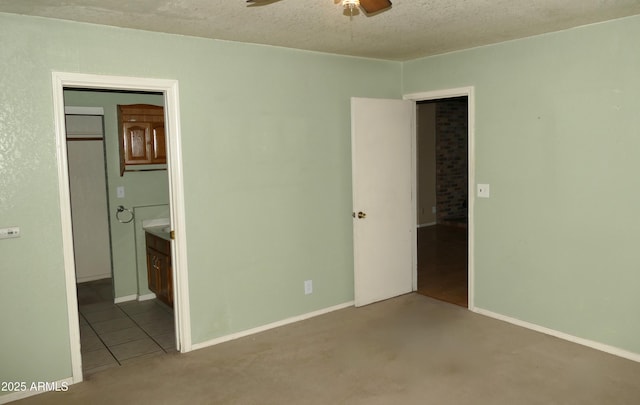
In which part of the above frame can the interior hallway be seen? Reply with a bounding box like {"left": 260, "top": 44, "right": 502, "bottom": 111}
{"left": 417, "top": 224, "right": 468, "bottom": 307}
{"left": 17, "top": 293, "right": 640, "bottom": 404}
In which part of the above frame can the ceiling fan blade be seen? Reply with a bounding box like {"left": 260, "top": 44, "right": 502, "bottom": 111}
{"left": 246, "top": 0, "right": 283, "bottom": 6}
{"left": 359, "top": 0, "right": 392, "bottom": 14}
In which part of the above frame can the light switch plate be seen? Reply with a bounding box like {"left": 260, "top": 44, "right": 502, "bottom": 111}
{"left": 477, "top": 184, "right": 490, "bottom": 198}
{"left": 117, "top": 186, "right": 125, "bottom": 198}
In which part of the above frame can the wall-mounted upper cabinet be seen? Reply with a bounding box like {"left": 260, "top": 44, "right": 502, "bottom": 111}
{"left": 118, "top": 104, "right": 166, "bottom": 176}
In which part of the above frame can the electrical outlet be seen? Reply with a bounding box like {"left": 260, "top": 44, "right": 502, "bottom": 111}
{"left": 304, "top": 280, "right": 313, "bottom": 295}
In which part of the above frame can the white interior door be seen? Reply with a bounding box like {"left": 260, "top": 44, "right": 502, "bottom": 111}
{"left": 66, "top": 114, "right": 112, "bottom": 283}
{"left": 351, "top": 97, "right": 414, "bottom": 307}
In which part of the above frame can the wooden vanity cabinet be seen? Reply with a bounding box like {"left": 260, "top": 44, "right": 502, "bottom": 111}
{"left": 145, "top": 232, "right": 173, "bottom": 308}
{"left": 118, "top": 104, "right": 166, "bottom": 176}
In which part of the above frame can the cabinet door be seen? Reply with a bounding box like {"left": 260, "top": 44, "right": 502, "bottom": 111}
{"left": 151, "top": 123, "right": 166, "bottom": 163}
{"left": 123, "top": 122, "right": 153, "bottom": 164}
{"left": 147, "top": 250, "right": 160, "bottom": 294}
{"left": 166, "top": 261, "right": 173, "bottom": 307}
{"left": 146, "top": 233, "right": 173, "bottom": 308}
{"left": 158, "top": 254, "right": 173, "bottom": 307}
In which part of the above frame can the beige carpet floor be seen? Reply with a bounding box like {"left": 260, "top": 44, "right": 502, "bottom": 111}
{"left": 15, "top": 293, "right": 640, "bottom": 404}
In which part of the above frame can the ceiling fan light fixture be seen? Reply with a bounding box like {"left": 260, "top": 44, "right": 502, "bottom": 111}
{"left": 342, "top": 0, "right": 360, "bottom": 12}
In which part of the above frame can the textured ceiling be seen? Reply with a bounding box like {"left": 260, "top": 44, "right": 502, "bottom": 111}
{"left": 1, "top": 0, "right": 640, "bottom": 60}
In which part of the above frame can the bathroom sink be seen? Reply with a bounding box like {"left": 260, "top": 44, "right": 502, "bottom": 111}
{"left": 142, "top": 219, "right": 171, "bottom": 240}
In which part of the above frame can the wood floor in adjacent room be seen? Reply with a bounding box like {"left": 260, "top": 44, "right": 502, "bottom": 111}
{"left": 417, "top": 224, "right": 468, "bottom": 307}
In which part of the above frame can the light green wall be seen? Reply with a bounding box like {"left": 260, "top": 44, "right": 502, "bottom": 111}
{"left": 63, "top": 90, "right": 168, "bottom": 298}
{"left": 0, "top": 12, "right": 401, "bottom": 389}
{"left": 404, "top": 15, "right": 640, "bottom": 353}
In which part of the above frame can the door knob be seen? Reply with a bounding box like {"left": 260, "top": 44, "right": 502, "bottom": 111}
{"left": 357, "top": 211, "right": 366, "bottom": 219}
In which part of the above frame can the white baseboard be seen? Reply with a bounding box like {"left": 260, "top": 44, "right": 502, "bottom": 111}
{"left": 75, "top": 274, "right": 111, "bottom": 283}
{"left": 192, "top": 301, "right": 354, "bottom": 351}
{"left": 417, "top": 222, "right": 436, "bottom": 228}
{"left": 138, "top": 293, "right": 157, "bottom": 301}
{"left": 0, "top": 377, "right": 74, "bottom": 404}
{"left": 113, "top": 293, "right": 156, "bottom": 304}
{"left": 113, "top": 294, "right": 137, "bottom": 304}
{"left": 472, "top": 307, "right": 640, "bottom": 363}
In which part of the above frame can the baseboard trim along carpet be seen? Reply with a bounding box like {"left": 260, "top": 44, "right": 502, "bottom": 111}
{"left": 191, "top": 301, "right": 355, "bottom": 351}
{"left": 473, "top": 307, "right": 640, "bottom": 363}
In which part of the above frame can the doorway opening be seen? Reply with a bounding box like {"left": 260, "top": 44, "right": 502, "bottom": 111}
{"left": 65, "top": 89, "right": 177, "bottom": 375}
{"left": 406, "top": 88, "right": 474, "bottom": 309}
{"left": 52, "top": 72, "right": 191, "bottom": 384}
{"left": 416, "top": 97, "right": 468, "bottom": 307}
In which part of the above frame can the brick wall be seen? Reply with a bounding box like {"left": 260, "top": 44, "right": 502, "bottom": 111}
{"left": 436, "top": 97, "right": 468, "bottom": 226}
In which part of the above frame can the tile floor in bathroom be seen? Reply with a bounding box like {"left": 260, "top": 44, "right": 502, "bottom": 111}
{"left": 77, "top": 278, "right": 176, "bottom": 375}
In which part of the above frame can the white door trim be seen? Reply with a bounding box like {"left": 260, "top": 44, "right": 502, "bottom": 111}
{"left": 51, "top": 72, "right": 192, "bottom": 384}
{"left": 404, "top": 87, "right": 476, "bottom": 310}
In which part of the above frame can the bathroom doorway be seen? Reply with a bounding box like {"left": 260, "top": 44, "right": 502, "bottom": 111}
{"left": 64, "top": 90, "right": 177, "bottom": 375}
{"left": 53, "top": 72, "right": 191, "bottom": 383}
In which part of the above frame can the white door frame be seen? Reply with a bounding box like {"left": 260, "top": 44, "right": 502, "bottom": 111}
{"left": 404, "top": 87, "right": 476, "bottom": 310}
{"left": 51, "top": 72, "right": 192, "bottom": 384}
